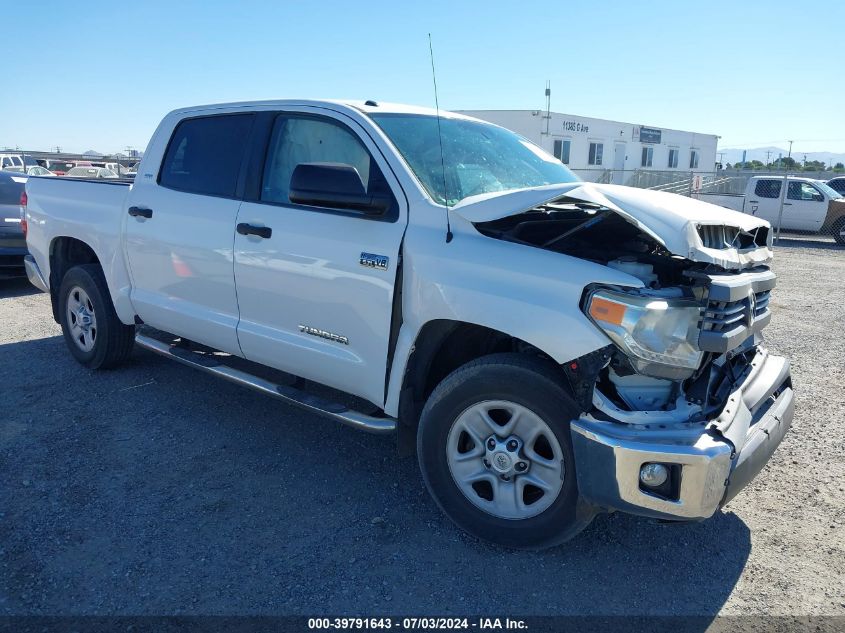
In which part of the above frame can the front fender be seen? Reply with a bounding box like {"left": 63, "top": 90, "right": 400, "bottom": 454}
{"left": 383, "top": 218, "right": 641, "bottom": 416}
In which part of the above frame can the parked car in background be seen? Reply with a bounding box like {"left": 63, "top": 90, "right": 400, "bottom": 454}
{"left": 0, "top": 170, "right": 27, "bottom": 279}
{"left": 65, "top": 166, "right": 119, "bottom": 179}
{"left": 0, "top": 154, "right": 37, "bottom": 173}
{"left": 695, "top": 175, "right": 845, "bottom": 244}
{"left": 37, "top": 159, "right": 75, "bottom": 176}
{"left": 827, "top": 176, "right": 845, "bottom": 196}
{"left": 26, "top": 166, "right": 56, "bottom": 177}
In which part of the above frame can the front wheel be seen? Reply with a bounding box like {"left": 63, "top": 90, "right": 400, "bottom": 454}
{"left": 417, "top": 354, "right": 594, "bottom": 549}
{"left": 832, "top": 218, "right": 845, "bottom": 245}
{"left": 58, "top": 264, "right": 135, "bottom": 369}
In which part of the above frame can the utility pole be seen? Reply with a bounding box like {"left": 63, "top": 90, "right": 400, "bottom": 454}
{"left": 766, "top": 150, "right": 772, "bottom": 168}
{"left": 787, "top": 140, "right": 793, "bottom": 161}
{"left": 543, "top": 81, "right": 551, "bottom": 136}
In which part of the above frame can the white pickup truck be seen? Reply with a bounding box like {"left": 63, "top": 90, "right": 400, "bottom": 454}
{"left": 23, "top": 100, "right": 794, "bottom": 548}
{"left": 695, "top": 175, "right": 845, "bottom": 244}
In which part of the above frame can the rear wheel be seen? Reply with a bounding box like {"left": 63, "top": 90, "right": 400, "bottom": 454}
{"left": 58, "top": 264, "right": 135, "bottom": 369}
{"left": 417, "top": 353, "right": 594, "bottom": 549}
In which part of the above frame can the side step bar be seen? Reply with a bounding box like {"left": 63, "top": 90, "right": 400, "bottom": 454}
{"left": 135, "top": 334, "right": 396, "bottom": 434}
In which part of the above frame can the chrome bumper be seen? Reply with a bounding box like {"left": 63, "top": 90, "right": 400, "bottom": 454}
{"left": 24, "top": 255, "right": 48, "bottom": 292}
{"left": 570, "top": 349, "right": 793, "bottom": 521}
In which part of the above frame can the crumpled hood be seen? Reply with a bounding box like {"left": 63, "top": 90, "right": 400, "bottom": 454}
{"left": 452, "top": 182, "right": 773, "bottom": 269}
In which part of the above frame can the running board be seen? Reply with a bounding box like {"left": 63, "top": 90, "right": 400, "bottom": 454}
{"left": 134, "top": 334, "right": 396, "bottom": 434}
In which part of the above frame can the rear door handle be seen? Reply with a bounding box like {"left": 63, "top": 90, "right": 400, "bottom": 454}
{"left": 783, "top": 203, "right": 792, "bottom": 206}
{"left": 128, "top": 206, "right": 153, "bottom": 218}
{"left": 237, "top": 223, "right": 272, "bottom": 239}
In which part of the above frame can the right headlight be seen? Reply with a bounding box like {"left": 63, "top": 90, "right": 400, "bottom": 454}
{"left": 585, "top": 288, "right": 703, "bottom": 379}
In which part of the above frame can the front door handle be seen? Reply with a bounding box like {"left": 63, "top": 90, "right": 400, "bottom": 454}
{"left": 783, "top": 203, "right": 792, "bottom": 206}
{"left": 237, "top": 223, "right": 272, "bottom": 239}
{"left": 128, "top": 206, "right": 153, "bottom": 218}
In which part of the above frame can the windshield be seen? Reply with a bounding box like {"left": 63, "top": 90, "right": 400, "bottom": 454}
{"left": 814, "top": 181, "right": 843, "bottom": 199}
{"left": 370, "top": 114, "right": 579, "bottom": 205}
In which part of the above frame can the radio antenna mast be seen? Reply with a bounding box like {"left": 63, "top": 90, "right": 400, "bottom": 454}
{"left": 428, "top": 33, "right": 452, "bottom": 243}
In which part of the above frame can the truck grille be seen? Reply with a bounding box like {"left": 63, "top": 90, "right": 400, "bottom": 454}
{"left": 697, "top": 224, "right": 769, "bottom": 250}
{"left": 701, "top": 289, "right": 771, "bottom": 333}
{"left": 695, "top": 268, "right": 776, "bottom": 353}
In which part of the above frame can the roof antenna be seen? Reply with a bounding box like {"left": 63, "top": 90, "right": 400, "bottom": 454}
{"left": 428, "top": 33, "right": 453, "bottom": 243}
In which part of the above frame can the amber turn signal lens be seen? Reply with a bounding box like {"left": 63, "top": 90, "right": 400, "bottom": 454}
{"left": 589, "top": 296, "right": 626, "bottom": 326}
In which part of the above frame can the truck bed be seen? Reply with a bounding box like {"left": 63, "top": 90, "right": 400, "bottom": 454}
{"left": 693, "top": 191, "right": 746, "bottom": 212}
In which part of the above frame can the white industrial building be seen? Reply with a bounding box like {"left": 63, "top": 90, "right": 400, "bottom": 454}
{"left": 457, "top": 109, "right": 719, "bottom": 185}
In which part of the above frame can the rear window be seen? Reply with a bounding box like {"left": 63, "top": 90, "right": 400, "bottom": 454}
{"left": 754, "top": 179, "right": 781, "bottom": 199}
{"left": 158, "top": 114, "right": 254, "bottom": 197}
{"left": 0, "top": 175, "right": 24, "bottom": 205}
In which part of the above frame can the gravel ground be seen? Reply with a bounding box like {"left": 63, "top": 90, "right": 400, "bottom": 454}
{"left": 1, "top": 237, "right": 843, "bottom": 618}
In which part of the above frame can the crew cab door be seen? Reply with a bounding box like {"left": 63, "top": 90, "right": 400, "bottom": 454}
{"left": 123, "top": 113, "right": 255, "bottom": 355}
{"left": 233, "top": 110, "right": 407, "bottom": 406}
{"left": 782, "top": 181, "right": 828, "bottom": 231}
{"left": 745, "top": 178, "right": 782, "bottom": 224}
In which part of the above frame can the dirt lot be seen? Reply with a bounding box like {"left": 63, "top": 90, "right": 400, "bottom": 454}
{"left": 1, "top": 236, "right": 843, "bottom": 618}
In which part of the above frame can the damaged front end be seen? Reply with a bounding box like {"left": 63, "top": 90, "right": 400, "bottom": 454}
{"left": 463, "top": 183, "right": 794, "bottom": 521}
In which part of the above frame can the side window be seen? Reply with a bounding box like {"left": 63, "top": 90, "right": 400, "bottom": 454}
{"left": 668, "top": 148, "right": 679, "bottom": 168}
{"left": 552, "top": 139, "right": 571, "bottom": 164}
{"left": 788, "top": 182, "right": 822, "bottom": 201}
{"left": 754, "top": 179, "right": 781, "bottom": 199}
{"left": 689, "top": 149, "right": 699, "bottom": 169}
{"left": 159, "top": 114, "right": 254, "bottom": 197}
{"left": 588, "top": 142, "right": 603, "bottom": 166}
{"left": 260, "top": 115, "right": 391, "bottom": 210}
{"left": 0, "top": 158, "right": 9, "bottom": 168}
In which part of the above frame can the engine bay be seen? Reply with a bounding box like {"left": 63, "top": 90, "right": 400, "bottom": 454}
{"left": 475, "top": 199, "right": 774, "bottom": 424}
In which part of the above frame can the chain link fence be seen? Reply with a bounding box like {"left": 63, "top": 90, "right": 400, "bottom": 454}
{"left": 569, "top": 168, "right": 845, "bottom": 245}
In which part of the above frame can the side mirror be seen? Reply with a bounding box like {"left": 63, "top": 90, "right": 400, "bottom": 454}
{"left": 289, "top": 162, "right": 390, "bottom": 216}
{"left": 812, "top": 193, "right": 825, "bottom": 202}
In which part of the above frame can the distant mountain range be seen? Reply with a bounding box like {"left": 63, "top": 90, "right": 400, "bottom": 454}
{"left": 81, "top": 149, "right": 144, "bottom": 159}
{"left": 721, "top": 147, "right": 845, "bottom": 167}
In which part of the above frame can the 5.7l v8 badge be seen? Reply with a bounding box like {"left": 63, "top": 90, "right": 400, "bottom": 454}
{"left": 360, "top": 252, "right": 389, "bottom": 271}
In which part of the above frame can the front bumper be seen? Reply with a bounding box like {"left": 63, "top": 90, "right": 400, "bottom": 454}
{"left": 570, "top": 348, "right": 793, "bottom": 520}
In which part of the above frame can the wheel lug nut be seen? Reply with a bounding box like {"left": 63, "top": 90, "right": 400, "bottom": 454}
{"left": 487, "top": 438, "right": 496, "bottom": 449}
{"left": 516, "top": 462, "right": 527, "bottom": 471}
{"left": 506, "top": 440, "right": 518, "bottom": 451}
{"left": 483, "top": 459, "right": 490, "bottom": 468}
{"left": 500, "top": 474, "right": 510, "bottom": 481}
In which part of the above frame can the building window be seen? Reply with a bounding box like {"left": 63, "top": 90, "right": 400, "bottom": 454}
{"left": 689, "top": 149, "right": 699, "bottom": 169}
{"left": 552, "top": 139, "right": 571, "bottom": 164}
{"left": 588, "top": 142, "right": 603, "bottom": 166}
{"left": 668, "top": 148, "right": 679, "bottom": 168}
{"left": 641, "top": 147, "right": 654, "bottom": 167}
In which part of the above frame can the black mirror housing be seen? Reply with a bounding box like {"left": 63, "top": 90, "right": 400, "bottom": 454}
{"left": 289, "top": 163, "right": 389, "bottom": 215}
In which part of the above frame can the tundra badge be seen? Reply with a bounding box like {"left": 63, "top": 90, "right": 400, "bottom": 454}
{"left": 360, "top": 252, "right": 389, "bottom": 271}
{"left": 298, "top": 325, "right": 349, "bottom": 345}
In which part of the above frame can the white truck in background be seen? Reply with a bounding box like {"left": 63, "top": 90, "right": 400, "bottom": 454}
{"left": 23, "top": 100, "right": 794, "bottom": 548}
{"left": 695, "top": 175, "right": 845, "bottom": 244}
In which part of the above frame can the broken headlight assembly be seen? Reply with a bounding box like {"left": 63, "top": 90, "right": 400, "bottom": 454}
{"left": 585, "top": 288, "right": 703, "bottom": 380}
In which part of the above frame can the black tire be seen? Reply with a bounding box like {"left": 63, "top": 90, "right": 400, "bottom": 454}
{"left": 417, "top": 353, "right": 595, "bottom": 549}
{"left": 58, "top": 264, "right": 135, "bottom": 369}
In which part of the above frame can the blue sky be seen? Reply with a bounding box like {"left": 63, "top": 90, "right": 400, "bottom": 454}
{"left": 3, "top": 0, "right": 844, "bottom": 155}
